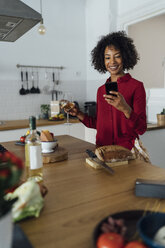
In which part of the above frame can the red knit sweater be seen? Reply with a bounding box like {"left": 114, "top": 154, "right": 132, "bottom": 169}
{"left": 81, "top": 73, "right": 147, "bottom": 150}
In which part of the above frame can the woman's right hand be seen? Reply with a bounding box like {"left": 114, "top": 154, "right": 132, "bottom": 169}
{"left": 68, "top": 105, "right": 85, "bottom": 121}
{"left": 67, "top": 105, "right": 79, "bottom": 116}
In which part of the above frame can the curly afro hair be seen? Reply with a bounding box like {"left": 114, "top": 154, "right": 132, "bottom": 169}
{"left": 91, "top": 31, "right": 139, "bottom": 73}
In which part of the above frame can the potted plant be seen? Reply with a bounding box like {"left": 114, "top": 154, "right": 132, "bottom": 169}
{"left": 0, "top": 151, "right": 24, "bottom": 248}
{"left": 40, "top": 104, "right": 50, "bottom": 119}
{"left": 157, "top": 108, "right": 165, "bottom": 126}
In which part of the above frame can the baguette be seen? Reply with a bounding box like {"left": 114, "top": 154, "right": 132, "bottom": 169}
{"left": 95, "top": 145, "right": 134, "bottom": 162}
{"left": 40, "top": 130, "right": 54, "bottom": 141}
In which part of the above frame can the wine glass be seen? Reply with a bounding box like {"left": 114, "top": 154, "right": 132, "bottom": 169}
{"left": 60, "top": 92, "right": 74, "bottom": 124}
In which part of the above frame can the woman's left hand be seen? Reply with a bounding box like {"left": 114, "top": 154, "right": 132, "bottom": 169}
{"left": 103, "top": 91, "right": 132, "bottom": 119}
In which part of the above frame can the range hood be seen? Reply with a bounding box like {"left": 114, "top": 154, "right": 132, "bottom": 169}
{"left": 0, "top": 0, "right": 42, "bottom": 42}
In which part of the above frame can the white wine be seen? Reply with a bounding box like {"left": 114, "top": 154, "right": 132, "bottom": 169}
{"left": 25, "top": 116, "right": 43, "bottom": 183}
{"left": 60, "top": 100, "right": 75, "bottom": 112}
{"left": 25, "top": 143, "right": 43, "bottom": 182}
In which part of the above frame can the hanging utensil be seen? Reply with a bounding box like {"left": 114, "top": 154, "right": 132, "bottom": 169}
{"left": 56, "top": 69, "right": 60, "bottom": 85}
{"left": 36, "top": 71, "right": 40, "bottom": 93}
{"left": 52, "top": 71, "right": 60, "bottom": 100}
{"left": 53, "top": 72, "right": 55, "bottom": 83}
{"left": 30, "top": 71, "right": 36, "bottom": 93}
{"left": 42, "top": 69, "right": 51, "bottom": 95}
{"left": 19, "top": 71, "right": 26, "bottom": 95}
{"left": 51, "top": 71, "right": 55, "bottom": 99}
{"left": 25, "top": 71, "right": 30, "bottom": 94}
{"left": 51, "top": 71, "right": 55, "bottom": 92}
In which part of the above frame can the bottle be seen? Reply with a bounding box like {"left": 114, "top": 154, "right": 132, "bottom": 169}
{"left": 25, "top": 116, "right": 43, "bottom": 182}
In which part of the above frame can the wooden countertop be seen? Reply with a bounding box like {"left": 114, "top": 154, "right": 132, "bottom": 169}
{"left": 0, "top": 119, "right": 165, "bottom": 131}
{"left": 0, "top": 118, "right": 80, "bottom": 131}
{"left": 2, "top": 135, "right": 165, "bottom": 248}
{"left": 146, "top": 122, "right": 165, "bottom": 131}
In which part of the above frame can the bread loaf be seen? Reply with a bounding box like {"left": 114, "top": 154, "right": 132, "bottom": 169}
{"left": 40, "top": 130, "right": 54, "bottom": 141}
{"left": 95, "top": 145, "right": 134, "bottom": 162}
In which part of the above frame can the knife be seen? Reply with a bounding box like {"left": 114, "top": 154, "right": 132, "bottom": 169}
{"left": 86, "top": 149, "right": 114, "bottom": 175}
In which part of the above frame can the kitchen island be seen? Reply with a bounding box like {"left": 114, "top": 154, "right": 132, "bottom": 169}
{"left": 2, "top": 135, "right": 165, "bottom": 248}
{"left": 1, "top": 119, "right": 165, "bottom": 168}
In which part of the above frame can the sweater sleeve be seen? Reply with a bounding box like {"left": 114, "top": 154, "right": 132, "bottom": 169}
{"left": 80, "top": 91, "right": 99, "bottom": 129}
{"left": 127, "top": 82, "right": 147, "bottom": 135}
{"left": 80, "top": 114, "right": 97, "bottom": 129}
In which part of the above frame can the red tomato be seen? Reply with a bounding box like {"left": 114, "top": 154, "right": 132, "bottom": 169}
{"left": 97, "top": 232, "right": 124, "bottom": 248}
{"left": 20, "top": 136, "right": 26, "bottom": 143}
{"left": 124, "top": 241, "right": 148, "bottom": 248}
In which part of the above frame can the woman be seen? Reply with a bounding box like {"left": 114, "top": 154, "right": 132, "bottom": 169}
{"left": 69, "top": 31, "right": 148, "bottom": 158}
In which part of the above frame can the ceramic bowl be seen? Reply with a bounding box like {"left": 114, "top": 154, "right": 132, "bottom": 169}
{"left": 41, "top": 139, "right": 58, "bottom": 153}
{"left": 137, "top": 212, "right": 165, "bottom": 248}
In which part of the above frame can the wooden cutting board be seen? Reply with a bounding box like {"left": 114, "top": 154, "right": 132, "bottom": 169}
{"left": 42, "top": 146, "right": 68, "bottom": 164}
{"left": 86, "top": 157, "right": 128, "bottom": 169}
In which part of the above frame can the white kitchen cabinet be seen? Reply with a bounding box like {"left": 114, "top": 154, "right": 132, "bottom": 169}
{"left": 85, "top": 127, "right": 96, "bottom": 144}
{"left": 140, "top": 129, "right": 165, "bottom": 168}
{"left": 0, "top": 123, "right": 85, "bottom": 142}
{"left": 0, "top": 128, "right": 28, "bottom": 142}
{"left": 69, "top": 123, "right": 85, "bottom": 140}
{"left": 37, "top": 123, "right": 85, "bottom": 140}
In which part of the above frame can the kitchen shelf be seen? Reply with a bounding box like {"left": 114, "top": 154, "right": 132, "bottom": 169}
{"left": 16, "top": 64, "right": 64, "bottom": 70}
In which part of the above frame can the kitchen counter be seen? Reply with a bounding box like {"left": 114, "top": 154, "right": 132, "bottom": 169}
{"left": 2, "top": 135, "right": 165, "bottom": 248}
{"left": 0, "top": 119, "right": 165, "bottom": 131}
{"left": 147, "top": 122, "right": 165, "bottom": 131}
{"left": 0, "top": 118, "right": 80, "bottom": 131}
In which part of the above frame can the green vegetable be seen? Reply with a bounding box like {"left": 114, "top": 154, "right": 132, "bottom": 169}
{"left": 5, "top": 181, "right": 44, "bottom": 222}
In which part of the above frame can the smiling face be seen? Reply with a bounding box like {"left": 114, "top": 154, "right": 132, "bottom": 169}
{"left": 104, "top": 45, "right": 125, "bottom": 81}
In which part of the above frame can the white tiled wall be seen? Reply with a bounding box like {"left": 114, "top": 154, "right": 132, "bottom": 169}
{"left": 0, "top": 79, "right": 50, "bottom": 120}
{"left": 0, "top": 79, "right": 86, "bottom": 120}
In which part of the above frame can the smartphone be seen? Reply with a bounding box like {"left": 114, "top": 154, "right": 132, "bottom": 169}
{"left": 105, "top": 82, "right": 118, "bottom": 96}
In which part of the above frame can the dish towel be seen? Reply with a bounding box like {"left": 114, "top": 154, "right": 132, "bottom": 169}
{"left": 131, "top": 138, "right": 151, "bottom": 163}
